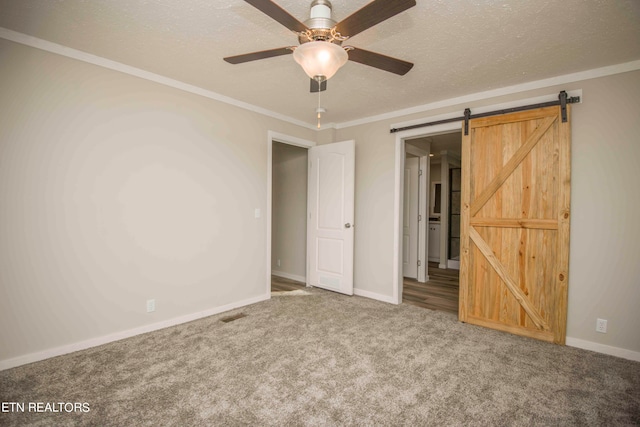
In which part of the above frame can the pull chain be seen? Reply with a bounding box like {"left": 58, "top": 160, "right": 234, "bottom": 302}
{"left": 317, "top": 85, "right": 322, "bottom": 129}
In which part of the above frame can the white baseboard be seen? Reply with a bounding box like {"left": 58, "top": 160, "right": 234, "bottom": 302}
{"left": 271, "top": 270, "right": 306, "bottom": 284}
{"left": 7, "top": 293, "right": 635, "bottom": 372}
{"left": 353, "top": 288, "right": 396, "bottom": 304}
{"left": 0, "top": 293, "right": 270, "bottom": 371}
{"left": 566, "top": 337, "right": 640, "bottom": 362}
{"left": 348, "top": 295, "right": 640, "bottom": 362}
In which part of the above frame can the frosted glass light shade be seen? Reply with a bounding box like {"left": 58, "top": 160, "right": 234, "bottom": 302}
{"left": 293, "top": 41, "right": 348, "bottom": 81}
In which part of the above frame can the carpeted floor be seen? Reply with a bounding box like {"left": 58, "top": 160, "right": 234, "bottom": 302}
{"left": 1, "top": 287, "right": 639, "bottom": 426}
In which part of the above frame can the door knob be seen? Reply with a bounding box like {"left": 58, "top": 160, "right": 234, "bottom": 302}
{"left": 345, "top": 223, "right": 351, "bottom": 228}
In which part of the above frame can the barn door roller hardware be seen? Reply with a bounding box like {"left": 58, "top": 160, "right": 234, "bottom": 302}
{"left": 390, "top": 91, "right": 581, "bottom": 135}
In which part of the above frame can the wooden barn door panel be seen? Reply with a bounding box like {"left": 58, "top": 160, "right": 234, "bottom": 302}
{"left": 459, "top": 106, "right": 571, "bottom": 344}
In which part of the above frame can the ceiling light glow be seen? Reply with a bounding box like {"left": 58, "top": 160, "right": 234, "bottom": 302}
{"left": 293, "top": 41, "right": 348, "bottom": 82}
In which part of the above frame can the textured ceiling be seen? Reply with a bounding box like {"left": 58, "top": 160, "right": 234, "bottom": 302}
{"left": 1, "top": 0, "right": 639, "bottom": 127}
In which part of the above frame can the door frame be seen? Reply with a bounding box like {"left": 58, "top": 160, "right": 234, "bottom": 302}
{"left": 393, "top": 124, "right": 459, "bottom": 304}
{"left": 267, "top": 131, "right": 316, "bottom": 297}
{"left": 391, "top": 91, "right": 582, "bottom": 304}
{"left": 404, "top": 144, "right": 429, "bottom": 282}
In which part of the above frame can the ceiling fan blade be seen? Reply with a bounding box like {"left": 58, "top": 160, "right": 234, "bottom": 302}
{"left": 334, "top": 0, "right": 416, "bottom": 38}
{"left": 244, "top": 0, "right": 308, "bottom": 33}
{"left": 310, "top": 78, "right": 327, "bottom": 93}
{"left": 347, "top": 47, "right": 413, "bottom": 75}
{"left": 223, "top": 47, "right": 293, "bottom": 64}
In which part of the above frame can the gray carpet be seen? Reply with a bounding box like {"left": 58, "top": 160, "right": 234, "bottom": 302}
{"left": 1, "top": 287, "right": 639, "bottom": 426}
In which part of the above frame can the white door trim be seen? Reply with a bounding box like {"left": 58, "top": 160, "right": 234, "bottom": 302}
{"left": 404, "top": 144, "right": 429, "bottom": 283}
{"left": 393, "top": 123, "right": 460, "bottom": 304}
{"left": 403, "top": 156, "right": 420, "bottom": 279}
{"left": 267, "top": 131, "right": 316, "bottom": 297}
{"left": 418, "top": 155, "right": 428, "bottom": 282}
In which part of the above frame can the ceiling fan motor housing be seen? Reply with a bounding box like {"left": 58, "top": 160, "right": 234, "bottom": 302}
{"left": 308, "top": 0, "right": 335, "bottom": 29}
{"left": 299, "top": 0, "right": 341, "bottom": 44}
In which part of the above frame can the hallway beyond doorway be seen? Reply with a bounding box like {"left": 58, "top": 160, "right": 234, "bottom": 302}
{"left": 403, "top": 262, "right": 459, "bottom": 315}
{"left": 271, "top": 275, "right": 306, "bottom": 293}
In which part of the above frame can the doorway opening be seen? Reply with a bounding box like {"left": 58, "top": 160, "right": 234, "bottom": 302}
{"left": 402, "top": 141, "right": 429, "bottom": 282}
{"left": 267, "top": 132, "right": 355, "bottom": 297}
{"left": 394, "top": 127, "right": 462, "bottom": 313}
{"left": 271, "top": 141, "right": 309, "bottom": 292}
{"left": 267, "top": 132, "right": 315, "bottom": 295}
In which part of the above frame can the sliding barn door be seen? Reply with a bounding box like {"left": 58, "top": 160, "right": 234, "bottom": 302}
{"left": 459, "top": 106, "right": 571, "bottom": 344}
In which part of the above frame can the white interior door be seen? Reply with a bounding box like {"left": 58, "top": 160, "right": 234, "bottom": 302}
{"left": 307, "top": 140, "right": 355, "bottom": 295}
{"left": 403, "top": 156, "right": 419, "bottom": 278}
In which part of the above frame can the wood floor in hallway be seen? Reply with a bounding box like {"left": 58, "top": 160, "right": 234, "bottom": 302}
{"left": 271, "top": 275, "right": 306, "bottom": 292}
{"left": 403, "top": 262, "right": 460, "bottom": 315}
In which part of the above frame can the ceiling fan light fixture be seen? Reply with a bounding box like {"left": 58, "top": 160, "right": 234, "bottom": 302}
{"left": 293, "top": 41, "right": 348, "bottom": 82}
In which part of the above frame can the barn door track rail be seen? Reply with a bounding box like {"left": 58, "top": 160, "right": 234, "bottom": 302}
{"left": 389, "top": 91, "right": 581, "bottom": 135}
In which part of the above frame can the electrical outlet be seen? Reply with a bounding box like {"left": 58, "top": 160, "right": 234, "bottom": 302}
{"left": 146, "top": 299, "right": 156, "bottom": 313}
{"left": 277, "top": 259, "right": 281, "bottom": 267}
{"left": 596, "top": 318, "right": 607, "bottom": 333}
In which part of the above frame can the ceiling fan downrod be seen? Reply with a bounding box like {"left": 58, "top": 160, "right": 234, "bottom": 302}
{"left": 299, "top": 0, "right": 348, "bottom": 44}
{"left": 306, "top": 0, "right": 335, "bottom": 30}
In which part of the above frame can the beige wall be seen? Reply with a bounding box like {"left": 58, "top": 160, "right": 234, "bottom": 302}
{"left": 563, "top": 70, "right": 640, "bottom": 353}
{"left": 331, "top": 121, "right": 398, "bottom": 296}
{"left": 271, "top": 142, "right": 307, "bottom": 279}
{"left": 2, "top": 36, "right": 639, "bottom": 364}
{"left": 333, "top": 70, "right": 640, "bottom": 355}
{"left": 0, "top": 39, "right": 315, "bottom": 362}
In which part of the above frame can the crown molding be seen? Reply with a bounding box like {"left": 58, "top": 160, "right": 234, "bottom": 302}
{"left": 2, "top": 27, "right": 639, "bottom": 133}
{"left": 334, "top": 60, "right": 640, "bottom": 129}
{"left": 0, "top": 27, "right": 318, "bottom": 131}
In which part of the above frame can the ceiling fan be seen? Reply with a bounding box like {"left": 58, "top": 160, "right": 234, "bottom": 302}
{"left": 224, "top": 0, "right": 416, "bottom": 92}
